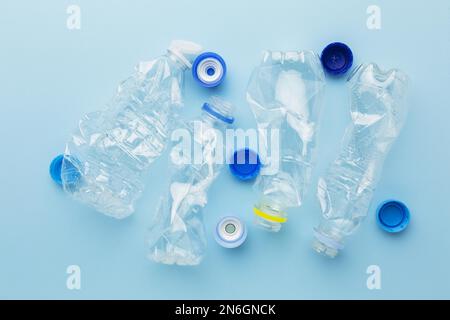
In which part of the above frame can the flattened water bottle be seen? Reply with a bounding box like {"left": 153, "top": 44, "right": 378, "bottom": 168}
{"left": 49, "top": 41, "right": 202, "bottom": 219}
{"left": 246, "top": 50, "right": 326, "bottom": 232}
{"left": 313, "top": 63, "right": 409, "bottom": 258}
{"left": 147, "top": 97, "right": 234, "bottom": 266}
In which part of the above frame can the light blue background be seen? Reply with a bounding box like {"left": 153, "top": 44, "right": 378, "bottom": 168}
{"left": 0, "top": 0, "right": 449, "bottom": 299}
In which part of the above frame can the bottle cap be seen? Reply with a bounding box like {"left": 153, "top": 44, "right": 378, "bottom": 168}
{"left": 376, "top": 200, "right": 410, "bottom": 233}
{"left": 214, "top": 216, "right": 247, "bottom": 248}
{"left": 49, "top": 154, "right": 65, "bottom": 185}
{"left": 229, "top": 148, "right": 261, "bottom": 181}
{"left": 192, "top": 52, "right": 226, "bottom": 87}
{"left": 320, "top": 42, "right": 353, "bottom": 76}
{"left": 49, "top": 154, "right": 81, "bottom": 187}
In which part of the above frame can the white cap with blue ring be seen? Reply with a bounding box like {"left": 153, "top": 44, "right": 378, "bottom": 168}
{"left": 192, "top": 52, "right": 226, "bottom": 87}
{"left": 215, "top": 216, "right": 247, "bottom": 248}
{"left": 376, "top": 200, "right": 410, "bottom": 233}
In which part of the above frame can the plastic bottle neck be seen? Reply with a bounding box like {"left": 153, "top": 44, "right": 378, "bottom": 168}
{"left": 201, "top": 100, "right": 234, "bottom": 127}
{"left": 312, "top": 225, "right": 344, "bottom": 258}
{"left": 201, "top": 111, "right": 230, "bottom": 128}
{"left": 253, "top": 199, "right": 287, "bottom": 232}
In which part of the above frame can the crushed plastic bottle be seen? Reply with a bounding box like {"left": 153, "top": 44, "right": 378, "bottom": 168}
{"left": 54, "top": 40, "right": 202, "bottom": 219}
{"left": 246, "top": 50, "right": 326, "bottom": 232}
{"left": 147, "top": 97, "right": 234, "bottom": 265}
{"left": 313, "top": 63, "right": 409, "bottom": 258}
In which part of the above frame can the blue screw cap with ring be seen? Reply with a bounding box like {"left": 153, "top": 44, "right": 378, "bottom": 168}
{"left": 320, "top": 42, "right": 353, "bottom": 76}
{"left": 376, "top": 200, "right": 410, "bottom": 233}
{"left": 215, "top": 216, "right": 247, "bottom": 248}
{"left": 49, "top": 154, "right": 81, "bottom": 187}
{"left": 192, "top": 52, "right": 226, "bottom": 87}
{"left": 229, "top": 148, "right": 261, "bottom": 181}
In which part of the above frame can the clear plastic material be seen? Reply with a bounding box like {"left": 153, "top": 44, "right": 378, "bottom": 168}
{"left": 313, "top": 63, "right": 409, "bottom": 258}
{"left": 246, "top": 50, "right": 326, "bottom": 232}
{"left": 147, "top": 97, "right": 234, "bottom": 266}
{"left": 60, "top": 40, "right": 202, "bottom": 219}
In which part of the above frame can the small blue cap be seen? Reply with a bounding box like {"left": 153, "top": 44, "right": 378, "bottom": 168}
{"left": 192, "top": 52, "right": 226, "bottom": 88}
{"left": 49, "top": 154, "right": 81, "bottom": 187}
{"left": 229, "top": 148, "right": 261, "bottom": 181}
{"left": 321, "top": 42, "right": 353, "bottom": 76}
{"left": 376, "top": 200, "right": 410, "bottom": 233}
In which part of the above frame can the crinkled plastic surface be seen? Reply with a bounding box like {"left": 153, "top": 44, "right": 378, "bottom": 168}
{"left": 246, "top": 50, "right": 325, "bottom": 230}
{"left": 61, "top": 41, "right": 202, "bottom": 219}
{"left": 313, "top": 63, "right": 409, "bottom": 257}
{"left": 147, "top": 98, "right": 233, "bottom": 266}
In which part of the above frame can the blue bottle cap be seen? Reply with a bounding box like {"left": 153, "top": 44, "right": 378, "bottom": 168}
{"left": 229, "top": 148, "right": 261, "bottom": 181}
{"left": 376, "top": 200, "right": 410, "bottom": 233}
{"left": 320, "top": 42, "right": 353, "bottom": 76}
{"left": 214, "top": 216, "right": 247, "bottom": 248}
{"left": 192, "top": 52, "right": 226, "bottom": 87}
{"left": 49, "top": 154, "right": 81, "bottom": 187}
{"left": 49, "top": 154, "right": 65, "bottom": 185}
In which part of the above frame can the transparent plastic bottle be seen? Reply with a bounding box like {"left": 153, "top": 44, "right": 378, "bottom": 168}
{"left": 246, "top": 50, "right": 326, "bottom": 232}
{"left": 147, "top": 97, "right": 234, "bottom": 266}
{"left": 54, "top": 40, "right": 202, "bottom": 219}
{"left": 313, "top": 63, "right": 409, "bottom": 258}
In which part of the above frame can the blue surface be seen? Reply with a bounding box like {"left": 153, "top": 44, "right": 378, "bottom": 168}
{"left": 0, "top": 0, "right": 449, "bottom": 299}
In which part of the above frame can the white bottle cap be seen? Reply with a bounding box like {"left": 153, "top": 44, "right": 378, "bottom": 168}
{"left": 214, "top": 216, "right": 247, "bottom": 248}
